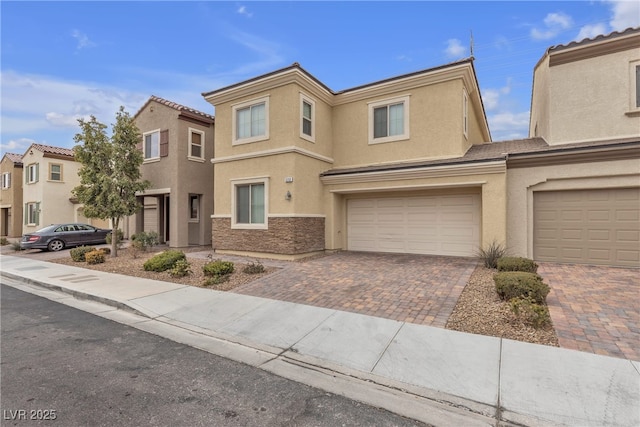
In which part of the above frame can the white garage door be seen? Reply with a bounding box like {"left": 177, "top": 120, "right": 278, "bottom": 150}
{"left": 534, "top": 188, "right": 640, "bottom": 267}
{"left": 347, "top": 194, "right": 481, "bottom": 257}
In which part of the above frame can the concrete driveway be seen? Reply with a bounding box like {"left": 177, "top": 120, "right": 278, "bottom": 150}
{"left": 232, "top": 251, "right": 478, "bottom": 328}
{"left": 538, "top": 263, "right": 640, "bottom": 361}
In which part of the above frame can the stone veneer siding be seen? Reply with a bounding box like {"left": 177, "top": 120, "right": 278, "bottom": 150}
{"left": 212, "top": 216, "right": 325, "bottom": 255}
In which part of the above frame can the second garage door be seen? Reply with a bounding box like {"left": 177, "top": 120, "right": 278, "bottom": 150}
{"left": 347, "top": 194, "right": 481, "bottom": 257}
{"left": 534, "top": 188, "right": 640, "bottom": 267}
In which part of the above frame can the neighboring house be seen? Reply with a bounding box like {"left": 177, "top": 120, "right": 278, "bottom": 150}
{"left": 0, "top": 153, "right": 24, "bottom": 237}
{"left": 203, "top": 59, "right": 508, "bottom": 260}
{"left": 506, "top": 27, "right": 640, "bottom": 267}
{"left": 20, "top": 143, "right": 90, "bottom": 234}
{"left": 128, "top": 95, "right": 215, "bottom": 247}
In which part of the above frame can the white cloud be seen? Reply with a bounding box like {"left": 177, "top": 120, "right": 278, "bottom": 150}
{"left": 482, "top": 80, "right": 512, "bottom": 111}
{"left": 0, "top": 137, "right": 37, "bottom": 154}
{"left": 488, "top": 111, "right": 530, "bottom": 133}
{"left": 576, "top": 23, "right": 608, "bottom": 41}
{"left": 606, "top": 0, "right": 640, "bottom": 30}
{"left": 71, "top": 29, "right": 96, "bottom": 51}
{"left": 444, "top": 39, "right": 467, "bottom": 59}
{"left": 237, "top": 5, "right": 253, "bottom": 18}
{"left": 224, "top": 29, "right": 285, "bottom": 75}
{"left": 531, "top": 12, "right": 574, "bottom": 40}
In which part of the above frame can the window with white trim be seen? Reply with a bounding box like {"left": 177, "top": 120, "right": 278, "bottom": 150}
{"left": 368, "top": 95, "right": 410, "bottom": 144}
{"left": 463, "top": 89, "right": 469, "bottom": 139}
{"left": 1, "top": 172, "right": 10, "bottom": 189}
{"left": 26, "top": 163, "right": 39, "bottom": 184}
{"left": 232, "top": 96, "right": 269, "bottom": 144}
{"left": 632, "top": 61, "right": 640, "bottom": 110}
{"left": 188, "top": 128, "right": 205, "bottom": 160}
{"left": 49, "top": 163, "right": 62, "bottom": 181}
{"left": 232, "top": 178, "right": 268, "bottom": 229}
{"left": 25, "top": 202, "right": 39, "bottom": 225}
{"left": 189, "top": 194, "right": 200, "bottom": 221}
{"left": 143, "top": 129, "right": 160, "bottom": 160}
{"left": 300, "top": 94, "right": 315, "bottom": 142}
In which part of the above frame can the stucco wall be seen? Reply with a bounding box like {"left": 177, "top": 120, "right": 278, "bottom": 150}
{"left": 506, "top": 158, "right": 640, "bottom": 258}
{"left": 0, "top": 157, "right": 23, "bottom": 237}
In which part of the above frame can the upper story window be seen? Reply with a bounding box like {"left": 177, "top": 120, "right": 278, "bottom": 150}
{"left": 629, "top": 60, "right": 640, "bottom": 114}
{"left": 635, "top": 63, "right": 640, "bottom": 109}
{"left": 1, "top": 172, "right": 10, "bottom": 189}
{"left": 143, "top": 129, "right": 160, "bottom": 160}
{"left": 300, "top": 93, "right": 315, "bottom": 142}
{"left": 232, "top": 177, "right": 268, "bottom": 229}
{"left": 188, "top": 128, "right": 205, "bottom": 161}
{"left": 26, "top": 163, "right": 39, "bottom": 184}
{"left": 463, "top": 89, "right": 469, "bottom": 139}
{"left": 49, "top": 164, "right": 62, "bottom": 181}
{"left": 232, "top": 96, "right": 269, "bottom": 145}
{"left": 368, "top": 95, "right": 410, "bottom": 145}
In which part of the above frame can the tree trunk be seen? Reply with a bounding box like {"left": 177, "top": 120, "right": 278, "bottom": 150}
{"left": 111, "top": 217, "right": 119, "bottom": 258}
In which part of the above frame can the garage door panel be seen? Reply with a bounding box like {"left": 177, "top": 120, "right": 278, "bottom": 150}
{"left": 534, "top": 188, "right": 640, "bottom": 267}
{"left": 347, "top": 194, "right": 480, "bottom": 257}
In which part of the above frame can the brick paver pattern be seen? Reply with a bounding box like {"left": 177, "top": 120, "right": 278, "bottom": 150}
{"left": 539, "top": 263, "right": 640, "bottom": 361}
{"left": 233, "top": 252, "right": 477, "bottom": 328}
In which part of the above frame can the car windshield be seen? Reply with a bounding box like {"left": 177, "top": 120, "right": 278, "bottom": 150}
{"left": 35, "top": 225, "right": 57, "bottom": 233}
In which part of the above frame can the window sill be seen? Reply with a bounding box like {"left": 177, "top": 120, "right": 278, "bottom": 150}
{"left": 368, "top": 135, "right": 410, "bottom": 145}
{"left": 189, "top": 219, "right": 199, "bottom": 223}
{"left": 188, "top": 156, "right": 205, "bottom": 163}
{"left": 143, "top": 158, "right": 161, "bottom": 164}
{"left": 625, "top": 110, "right": 640, "bottom": 117}
{"left": 231, "top": 223, "right": 268, "bottom": 230}
{"left": 232, "top": 135, "right": 269, "bottom": 146}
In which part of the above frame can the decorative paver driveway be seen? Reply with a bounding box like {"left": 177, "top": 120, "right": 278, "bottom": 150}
{"left": 232, "top": 252, "right": 477, "bottom": 328}
{"left": 539, "top": 263, "right": 640, "bottom": 361}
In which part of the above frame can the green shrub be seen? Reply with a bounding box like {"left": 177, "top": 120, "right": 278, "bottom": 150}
{"left": 243, "top": 260, "right": 265, "bottom": 275}
{"left": 509, "top": 296, "right": 552, "bottom": 328}
{"left": 203, "top": 260, "right": 235, "bottom": 277}
{"left": 11, "top": 241, "right": 23, "bottom": 251}
{"left": 476, "top": 240, "right": 507, "bottom": 269}
{"left": 169, "top": 259, "right": 192, "bottom": 278}
{"left": 101, "top": 247, "right": 111, "bottom": 255}
{"left": 131, "top": 231, "right": 159, "bottom": 251}
{"left": 143, "top": 250, "right": 186, "bottom": 272}
{"left": 85, "top": 250, "right": 106, "bottom": 265}
{"left": 497, "top": 257, "right": 538, "bottom": 273}
{"left": 203, "top": 275, "right": 229, "bottom": 287}
{"left": 105, "top": 229, "right": 124, "bottom": 248}
{"left": 0, "top": 237, "right": 9, "bottom": 246}
{"left": 70, "top": 246, "right": 96, "bottom": 262}
{"left": 494, "top": 271, "right": 550, "bottom": 304}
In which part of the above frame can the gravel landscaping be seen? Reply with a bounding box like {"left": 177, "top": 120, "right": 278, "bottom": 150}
{"left": 43, "top": 247, "right": 558, "bottom": 347}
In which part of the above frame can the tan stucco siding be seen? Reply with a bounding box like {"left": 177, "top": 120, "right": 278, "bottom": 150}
{"left": 0, "top": 157, "right": 23, "bottom": 237}
{"left": 321, "top": 168, "right": 507, "bottom": 253}
{"left": 530, "top": 56, "right": 551, "bottom": 139}
{"left": 506, "top": 158, "right": 640, "bottom": 258}
{"left": 331, "top": 79, "right": 470, "bottom": 169}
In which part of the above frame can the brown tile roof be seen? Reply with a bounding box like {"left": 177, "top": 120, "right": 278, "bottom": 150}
{"left": 28, "top": 143, "right": 75, "bottom": 159}
{"left": 548, "top": 26, "right": 640, "bottom": 53}
{"left": 4, "top": 153, "right": 23, "bottom": 165}
{"left": 320, "top": 137, "right": 640, "bottom": 177}
{"left": 135, "top": 95, "right": 214, "bottom": 121}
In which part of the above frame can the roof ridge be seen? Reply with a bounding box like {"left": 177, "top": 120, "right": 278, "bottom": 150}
{"left": 148, "top": 95, "right": 215, "bottom": 120}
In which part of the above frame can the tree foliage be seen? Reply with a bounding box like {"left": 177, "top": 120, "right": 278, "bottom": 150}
{"left": 72, "top": 106, "right": 150, "bottom": 257}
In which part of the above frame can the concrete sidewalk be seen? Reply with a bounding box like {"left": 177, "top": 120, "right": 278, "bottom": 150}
{"left": 1, "top": 254, "right": 638, "bottom": 427}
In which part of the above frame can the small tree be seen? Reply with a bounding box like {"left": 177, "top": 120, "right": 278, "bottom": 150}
{"left": 72, "top": 106, "right": 150, "bottom": 257}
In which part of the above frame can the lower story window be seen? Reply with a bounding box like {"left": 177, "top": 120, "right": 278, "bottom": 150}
{"left": 235, "top": 182, "right": 265, "bottom": 225}
{"left": 25, "top": 202, "right": 40, "bottom": 225}
{"left": 189, "top": 194, "right": 200, "bottom": 221}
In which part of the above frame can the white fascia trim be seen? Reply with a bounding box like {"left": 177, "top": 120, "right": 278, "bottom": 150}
{"left": 321, "top": 161, "right": 506, "bottom": 185}
{"left": 211, "top": 214, "right": 232, "bottom": 219}
{"left": 328, "top": 181, "right": 487, "bottom": 194}
{"left": 136, "top": 188, "right": 171, "bottom": 196}
{"left": 212, "top": 146, "right": 334, "bottom": 164}
{"left": 268, "top": 214, "right": 326, "bottom": 218}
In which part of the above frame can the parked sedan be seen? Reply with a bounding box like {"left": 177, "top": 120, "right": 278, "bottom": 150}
{"left": 20, "top": 223, "right": 112, "bottom": 252}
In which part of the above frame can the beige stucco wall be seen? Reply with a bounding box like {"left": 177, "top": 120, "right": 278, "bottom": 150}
{"left": 321, "top": 164, "right": 508, "bottom": 252}
{"left": 0, "top": 157, "right": 23, "bottom": 237}
{"left": 21, "top": 149, "right": 80, "bottom": 234}
{"left": 133, "top": 100, "right": 214, "bottom": 247}
{"left": 531, "top": 42, "right": 640, "bottom": 144}
{"left": 506, "top": 158, "right": 640, "bottom": 258}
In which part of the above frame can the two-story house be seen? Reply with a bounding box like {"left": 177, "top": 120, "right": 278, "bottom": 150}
{"left": 128, "top": 96, "right": 215, "bottom": 247}
{"left": 0, "top": 153, "right": 24, "bottom": 237}
{"left": 203, "top": 59, "right": 520, "bottom": 260}
{"left": 506, "top": 27, "right": 640, "bottom": 267}
{"left": 20, "top": 143, "right": 96, "bottom": 234}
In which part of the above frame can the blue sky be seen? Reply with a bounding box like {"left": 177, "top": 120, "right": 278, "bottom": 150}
{"left": 2, "top": 1, "right": 639, "bottom": 158}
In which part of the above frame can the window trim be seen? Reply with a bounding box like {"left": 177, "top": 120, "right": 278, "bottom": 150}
{"left": 462, "top": 89, "right": 469, "bottom": 140}
{"left": 1, "top": 172, "right": 10, "bottom": 189}
{"left": 299, "top": 93, "right": 316, "bottom": 143}
{"left": 143, "top": 129, "right": 161, "bottom": 162}
{"left": 231, "top": 177, "right": 269, "bottom": 230}
{"left": 188, "top": 128, "right": 206, "bottom": 162}
{"left": 49, "top": 163, "right": 63, "bottom": 182}
{"left": 26, "top": 163, "right": 39, "bottom": 184}
{"left": 368, "top": 95, "right": 410, "bottom": 145}
{"left": 630, "top": 60, "right": 640, "bottom": 113}
{"left": 232, "top": 96, "right": 270, "bottom": 145}
{"left": 189, "top": 194, "right": 200, "bottom": 222}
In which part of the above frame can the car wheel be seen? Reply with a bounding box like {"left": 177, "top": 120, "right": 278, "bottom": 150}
{"left": 47, "top": 239, "right": 65, "bottom": 252}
